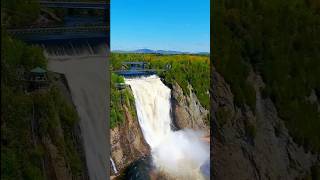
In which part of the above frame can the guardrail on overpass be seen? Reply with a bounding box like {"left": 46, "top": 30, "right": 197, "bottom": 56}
{"left": 39, "top": 1, "right": 109, "bottom": 9}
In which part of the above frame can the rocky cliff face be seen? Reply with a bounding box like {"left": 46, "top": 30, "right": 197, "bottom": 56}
{"left": 110, "top": 89, "right": 150, "bottom": 176}
{"left": 43, "top": 72, "right": 89, "bottom": 180}
{"left": 171, "top": 82, "right": 210, "bottom": 133}
{"left": 212, "top": 67, "right": 320, "bottom": 180}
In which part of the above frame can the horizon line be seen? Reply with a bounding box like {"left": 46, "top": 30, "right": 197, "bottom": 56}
{"left": 111, "top": 48, "right": 210, "bottom": 54}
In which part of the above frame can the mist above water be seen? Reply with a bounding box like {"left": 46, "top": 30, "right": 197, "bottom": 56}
{"left": 125, "top": 75, "right": 209, "bottom": 179}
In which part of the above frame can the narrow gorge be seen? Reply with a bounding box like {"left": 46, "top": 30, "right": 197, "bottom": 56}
{"left": 110, "top": 75, "right": 210, "bottom": 179}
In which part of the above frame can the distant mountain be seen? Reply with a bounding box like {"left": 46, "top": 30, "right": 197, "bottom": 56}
{"left": 154, "top": 50, "right": 187, "bottom": 54}
{"left": 133, "top": 49, "right": 155, "bottom": 53}
{"left": 197, "top": 52, "right": 210, "bottom": 55}
{"left": 112, "top": 49, "right": 209, "bottom": 55}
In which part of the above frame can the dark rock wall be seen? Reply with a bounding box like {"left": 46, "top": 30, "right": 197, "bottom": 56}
{"left": 171, "top": 81, "right": 210, "bottom": 134}
{"left": 212, "top": 67, "right": 320, "bottom": 180}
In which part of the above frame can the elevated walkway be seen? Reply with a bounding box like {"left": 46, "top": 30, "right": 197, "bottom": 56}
{"left": 7, "top": 26, "right": 108, "bottom": 35}
{"left": 39, "top": 1, "right": 108, "bottom": 9}
{"left": 114, "top": 62, "right": 168, "bottom": 77}
{"left": 6, "top": 0, "right": 109, "bottom": 44}
{"left": 114, "top": 69, "right": 160, "bottom": 77}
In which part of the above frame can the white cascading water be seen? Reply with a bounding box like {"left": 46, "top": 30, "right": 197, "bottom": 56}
{"left": 125, "top": 75, "right": 209, "bottom": 179}
{"left": 47, "top": 43, "right": 109, "bottom": 180}
{"left": 110, "top": 157, "right": 118, "bottom": 174}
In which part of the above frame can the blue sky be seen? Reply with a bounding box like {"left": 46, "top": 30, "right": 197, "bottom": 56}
{"left": 111, "top": 0, "right": 210, "bottom": 53}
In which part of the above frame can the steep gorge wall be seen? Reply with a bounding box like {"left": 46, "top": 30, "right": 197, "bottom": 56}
{"left": 110, "top": 87, "right": 150, "bottom": 176}
{"left": 171, "top": 81, "right": 210, "bottom": 133}
{"left": 212, "top": 67, "right": 320, "bottom": 180}
{"left": 44, "top": 72, "right": 89, "bottom": 180}
{"left": 110, "top": 103, "right": 150, "bottom": 175}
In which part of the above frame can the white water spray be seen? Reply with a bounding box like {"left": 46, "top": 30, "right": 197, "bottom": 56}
{"left": 125, "top": 75, "right": 209, "bottom": 179}
{"left": 110, "top": 157, "right": 118, "bottom": 174}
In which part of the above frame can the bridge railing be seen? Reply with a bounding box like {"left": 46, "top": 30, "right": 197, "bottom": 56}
{"left": 113, "top": 69, "right": 167, "bottom": 77}
{"left": 39, "top": 1, "right": 109, "bottom": 9}
{"left": 7, "top": 26, "right": 109, "bottom": 35}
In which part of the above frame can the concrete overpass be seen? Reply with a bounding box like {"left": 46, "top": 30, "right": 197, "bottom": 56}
{"left": 39, "top": 1, "right": 108, "bottom": 10}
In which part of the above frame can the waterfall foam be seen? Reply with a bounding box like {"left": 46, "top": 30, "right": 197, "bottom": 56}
{"left": 41, "top": 41, "right": 108, "bottom": 59}
{"left": 125, "top": 75, "right": 209, "bottom": 179}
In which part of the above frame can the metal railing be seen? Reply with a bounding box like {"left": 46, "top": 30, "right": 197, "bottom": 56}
{"left": 39, "top": 1, "right": 109, "bottom": 9}
{"left": 7, "top": 25, "right": 109, "bottom": 35}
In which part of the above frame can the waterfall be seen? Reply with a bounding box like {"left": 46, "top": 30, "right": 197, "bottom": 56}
{"left": 125, "top": 75, "right": 172, "bottom": 149}
{"left": 41, "top": 41, "right": 108, "bottom": 58}
{"left": 125, "top": 75, "right": 209, "bottom": 179}
{"left": 110, "top": 157, "right": 118, "bottom": 174}
{"left": 47, "top": 44, "right": 109, "bottom": 180}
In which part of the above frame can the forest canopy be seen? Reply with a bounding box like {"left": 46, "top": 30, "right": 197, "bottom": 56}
{"left": 213, "top": 0, "right": 320, "bottom": 152}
